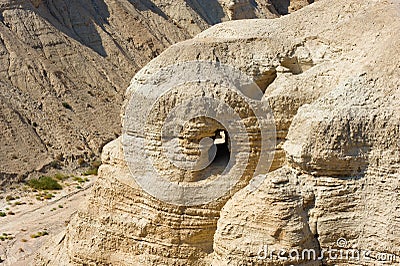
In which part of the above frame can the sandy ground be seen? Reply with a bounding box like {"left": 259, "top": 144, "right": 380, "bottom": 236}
{"left": 0, "top": 176, "right": 97, "bottom": 265}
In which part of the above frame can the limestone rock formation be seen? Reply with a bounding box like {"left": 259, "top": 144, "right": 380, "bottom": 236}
{"left": 0, "top": 0, "right": 280, "bottom": 184}
{"left": 38, "top": 0, "right": 399, "bottom": 265}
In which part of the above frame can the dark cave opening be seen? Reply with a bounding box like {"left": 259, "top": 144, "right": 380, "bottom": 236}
{"left": 211, "top": 129, "right": 230, "bottom": 167}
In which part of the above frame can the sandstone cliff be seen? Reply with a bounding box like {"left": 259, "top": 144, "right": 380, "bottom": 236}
{"left": 38, "top": 0, "right": 399, "bottom": 265}
{"left": 0, "top": 0, "right": 282, "bottom": 184}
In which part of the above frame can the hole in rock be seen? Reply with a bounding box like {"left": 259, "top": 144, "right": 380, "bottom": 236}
{"left": 193, "top": 129, "right": 230, "bottom": 182}
{"left": 281, "top": 56, "right": 303, "bottom": 74}
{"left": 212, "top": 129, "right": 230, "bottom": 167}
{"left": 255, "top": 68, "right": 277, "bottom": 92}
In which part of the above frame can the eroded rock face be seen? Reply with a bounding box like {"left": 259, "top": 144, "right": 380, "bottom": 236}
{"left": 0, "top": 0, "right": 279, "bottom": 184}
{"left": 224, "top": 0, "right": 277, "bottom": 20}
{"left": 38, "top": 0, "right": 399, "bottom": 265}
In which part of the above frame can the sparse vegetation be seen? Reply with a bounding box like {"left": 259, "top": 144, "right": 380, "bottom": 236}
{"left": 43, "top": 193, "right": 54, "bottom": 200}
{"left": 83, "top": 168, "right": 98, "bottom": 176}
{"left": 5, "top": 195, "right": 15, "bottom": 201}
{"left": 72, "top": 176, "right": 85, "bottom": 183}
{"left": 0, "top": 212, "right": 6, "bottom": 217}
{"left": 36, "top": 192, "right": 55, "bottom": 201}
{"left": 0, "top": 233, "right": 14, "bottom": 241}
{"left": 54, "top": 173, "right": 69, "bottom": 181}
{"left": 27, "top": 176, "right": 62, "bottom": 190}
{"left": 30, "top": 231, "right": 48, "bottom": 238}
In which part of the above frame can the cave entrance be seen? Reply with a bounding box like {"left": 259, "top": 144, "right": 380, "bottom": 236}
{"left": 211, "top": 129, "right": 230, "bottom": 168}
{"left": 189, "top": 123, "right": 232, "bottom": 182}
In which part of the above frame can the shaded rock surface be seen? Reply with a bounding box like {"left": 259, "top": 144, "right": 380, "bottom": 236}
{"left": 37, "top": 0, "right": 400, "bottom": 265}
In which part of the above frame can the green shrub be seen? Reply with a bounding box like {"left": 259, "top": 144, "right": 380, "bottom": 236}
{"left": 30, "top": 231, "right": 48, "bottom": 238}
{"left": 72, "top": 176, "right": 84, "bottom": 183}
{"left": 43, "top": 193, "right": 54, "bottom": 200}
{"left": 5, "top": 195, "right": 15, "bottom": 201}
{"left": 27, "top": 176, "right": 62, "bottom": 190}
{"left": 0, "top": 212, "right": 6, "bottom": 217}
{"left": 36, "top": 192, "right": 55, "bottom": 200}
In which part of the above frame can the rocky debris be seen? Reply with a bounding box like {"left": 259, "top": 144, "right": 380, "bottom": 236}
{"left": 0, "top": 0, "right": 284, "bottom": 184}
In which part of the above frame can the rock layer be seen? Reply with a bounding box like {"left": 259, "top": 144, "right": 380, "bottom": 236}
{"left": 38, "top": 0, "right": 399, "bottom": 265}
